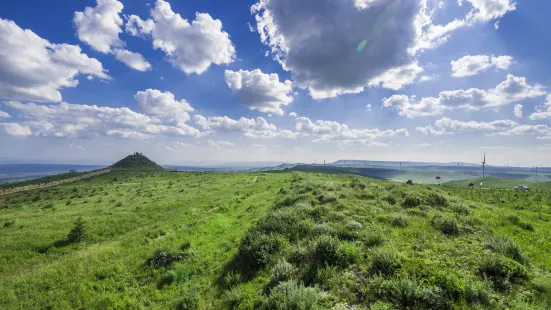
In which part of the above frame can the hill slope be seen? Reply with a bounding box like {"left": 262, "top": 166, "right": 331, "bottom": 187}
{"left": 110, "top": 153, "right": 163, "bottom": 171}
{"left": 1, "top": 171, "right": 550, "bottom": 309}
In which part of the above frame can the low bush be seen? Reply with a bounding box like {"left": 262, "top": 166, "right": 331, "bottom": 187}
{"left": 478, "top": 255, "right": 529, "bottom": 290}
{"left": 425, "top": 193, "right": 448, "bottom": 207}
{"left": 382, "top": 195, "right": 397, "bottom": 205}
{"left": 271, "top": 259, "right": 296, "bottom": 283}
{"left": 313, "top": 235, "right": 346, "bottom": 268}
{"left": 484, "top": 236, "right": 526, "bottom": 264}
{"left": 3, "top": 219, "right": 15, "bottom": 228}
{"left": 391, "top": 215, "right": 408, "bottom": 227}
{"left": 176, "top": 289, "right": 200, "bottom": 310}
{"left": 464, "top": 280, "right": 492, "bottom": 306}
{"left": 369, "top": 249, "right": 403, "bottom": 277}
{"left": 261, "top": 281, "right": 320, "bottom": 310}
{"left": 239, "top": 231, "right": 281, "bottom": 269}
{"left": 507, "top": 215, "right": 535, "bottom": 231}
{"left": 317, "top": 193, "right": 337, "bottom": 204}
{"left": 364, "top": 232, "right": 385, "bottom": 248}
{"left": 432, "top": 216, "right": 460, "bottom": 236}
{"left": 146, "top": 250, "right": 186, "bottom": 268}
{"left": 402, "top": 195, "right": 422, "bottom": 208}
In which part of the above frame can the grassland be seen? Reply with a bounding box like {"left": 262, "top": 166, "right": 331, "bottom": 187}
{"left": 444, "top": 177, "right": 551, "bottom": 190}
{"left": 1, "top": 171, "right": 551, "bottom": 309}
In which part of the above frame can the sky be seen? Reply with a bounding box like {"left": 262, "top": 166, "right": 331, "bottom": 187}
{"left": 1, "top": 0, "right": 551, "bottom": 166}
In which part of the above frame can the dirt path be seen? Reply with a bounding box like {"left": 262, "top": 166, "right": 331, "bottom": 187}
{"left": 0, "top": 169, "right": 111, "bottom": 196}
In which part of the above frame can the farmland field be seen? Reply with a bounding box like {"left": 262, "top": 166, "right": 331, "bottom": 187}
{"left": 1, "top": 170, "right": 551, "bottom": 309}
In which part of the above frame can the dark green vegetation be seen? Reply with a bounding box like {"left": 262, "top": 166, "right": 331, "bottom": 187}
{"left": 110, "top": 153, "right": 164, "bottom": 171}
{"left": 1, "top": 171, "right": 551, "bottom": 309}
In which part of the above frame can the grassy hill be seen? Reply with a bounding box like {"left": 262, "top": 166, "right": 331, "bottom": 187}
{"left": 110, "top": 153, "right": 164, "bottom": 171}
{"left": 444, "top": 177, "right": 551, "bottom": 190}
{"left": 1, "top": 171, "right": 551, "bottom": 309}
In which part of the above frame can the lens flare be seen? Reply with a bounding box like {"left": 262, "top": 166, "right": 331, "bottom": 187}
{"left": 356, "top": 39, "right": 368, "bottom": 52}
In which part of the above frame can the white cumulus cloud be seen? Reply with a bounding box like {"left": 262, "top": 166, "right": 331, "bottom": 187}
{"left": 451, "top": 54, "right": 513, "bottom": 77}
{"left": 225, "top": 69, "right": 293, "bottom": 115}
{"left": 126, "top": 0, "right": 235, "bottom": 75}
{"left": 294, "top": 116, "right": 409, "bottom": 144}
{"left": 3, "top": 100, "right": 201, "bottom": 139}
{"left": 514, "top": 104, "right": 523, "bottom": 118}
{"left": 114, "top": 50, "right": 151, "bottom": 71}
{"left": 384, "top": 75, "right": 546, "bottom": 117}
{"left": 0, "top": 19, "right": 110, "bottom": 102}
{"left": 74, "top": 0, "right": 124, "bottom": 53}
{"left": 134, "top": 89, "right": 194, "bottom": 123}
{"left": 74, "top": 0, "right": 151, "bottom": 71}
{"left": 416, "top": 117, "right": 518, "bottom": 135}
{"left": 0, "top": 111, "right": 10, "bottom": 118}
{"left": 529, "top": 95, "right": 551, "bottom": 120}
{"left": 0, "top": 123, "right": 32, "bottom": 137}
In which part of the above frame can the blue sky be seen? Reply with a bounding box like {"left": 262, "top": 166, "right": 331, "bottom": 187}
{"left": 1, "top": 0, "right": 550, "bottom": 166}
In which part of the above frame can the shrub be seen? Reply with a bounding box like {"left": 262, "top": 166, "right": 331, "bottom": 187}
{"left": 402, "top": 196, "right": 421, "bottom": 208}
{"left": 425, "top": 193, "right": 448, "bottom": 207}
{"left": 371, "top": 275, "right": 419, "bottom": 309}
{"left": 224, "top": 287, "right": 244, "bottom": 309}
{"left": 478, "top": 255, "right": 529, "bottom": 290}
{"left": 146, "top": 250, "right": 186, "bottom": 268}
{"left": 311, "top": 223, "right": 336, "bottom": 237}
{"left": 369, "top": 249, "right": 403, "bottom": 277}
{"left": 391, "top": 215, "right": 408, "bottom": 227}
{"left": 364, "top": 232, "right": 385, "bottom": 248}
{"left": 382, "top": 195, "right": 397, "bottom": 205}
{"left": 3, "top": 220, "right": 15, "bottom": 228}
{"left": 484, "top": 236, "right": 526, "bottom": 264}
{"left": 287, "top": 246, "right": 309, "bottom": 265}
{"left": 176, "top": 289, "right": 199, "bottom": 310}
{"left": 271, "top": 259, "right": 296, "bottom": 283}
{"left": 313, "top": 235, "right": 346, "bottom": 267}
{"left": 67, "top": 217, "right": 87, "bottom": 243}
{"left": 224, "top": 270, "right": 242, "bottom": 288}
{"left": 432, "top": 216, "right": 460, "bottom": 236}
{"left": 507, "top": 215, "right": 535, "bottom": 231}
{"left": 317, "top": 193, "right": 337, "bottom": 204}
{"left": 257, "top": 208, "right": 305, "bottom": 238}
{"left": 357, "top": 190, "right": 376, "bottom": 200}
{"left": 261, "top": 281, "right": 320, "bottom": 310}
{"left": 432, "top": 272, "right": 465, "bottom": 302}
{"left": 451, "top": 204, "right": 470, "bottom": 216}
{"left": 239, "top": 231, "right": 281, "bottom": 269}
{"left": 465, "top": 281, "right": 491, "bottom": 306}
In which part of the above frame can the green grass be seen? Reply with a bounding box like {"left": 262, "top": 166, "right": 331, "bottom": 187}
{"left": 444, "top": 177, "right": 551, "bottom": 189}
{"left": 1, "top": 171, "right": 551, "bottom": 309}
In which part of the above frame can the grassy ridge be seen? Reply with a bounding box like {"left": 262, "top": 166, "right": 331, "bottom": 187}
{"left": 0, "top": 171, "right": 88, "bottom": 190}
{"left": 1, "top": 171, "right": 551, "bottom": 308}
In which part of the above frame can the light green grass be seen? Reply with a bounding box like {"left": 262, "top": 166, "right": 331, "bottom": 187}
{"left": 1, "top": 171, "right": 551, "bottom": 309}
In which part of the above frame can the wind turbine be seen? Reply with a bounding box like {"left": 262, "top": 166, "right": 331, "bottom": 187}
{"left": 482, "top": 153, "right": 489, "bottom": 177}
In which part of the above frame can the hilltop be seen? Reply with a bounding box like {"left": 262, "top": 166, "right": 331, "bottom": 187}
{"left": 110, "top": 153, "right": 164, "bottom": 171}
